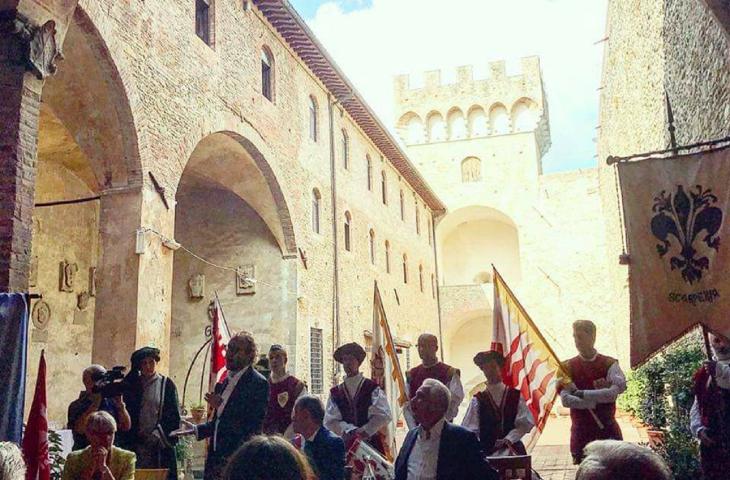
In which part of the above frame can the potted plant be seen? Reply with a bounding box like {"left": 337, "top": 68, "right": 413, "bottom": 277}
{"left": 188, "top": 402, "right": 207, "bottom": 424}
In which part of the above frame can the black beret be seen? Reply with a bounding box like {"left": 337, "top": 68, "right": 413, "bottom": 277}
{"left": 130, "top": 346, "right": 161, "bottom": 367}
{"left": 333, "top": 342, "right": 366, "bottom": 365}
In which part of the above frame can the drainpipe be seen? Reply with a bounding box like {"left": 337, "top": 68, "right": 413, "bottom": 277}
{"left": 327, "top": 93, "right": 341, "bottom": 382}
{"left": 431, "top": 214, "right": 445, "bottom": 362}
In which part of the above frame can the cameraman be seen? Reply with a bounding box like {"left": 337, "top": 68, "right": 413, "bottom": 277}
{"left": 67, "top": 365, "right": 131, "bottom": 451}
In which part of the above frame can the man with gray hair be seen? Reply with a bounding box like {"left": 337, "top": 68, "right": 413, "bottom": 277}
{"left": 291, "top": 395, "right": 345, "bottom": 480}
{"left": 394, "top": 379, "right": 498, "bottom": 480}
{"left": 0, "top": 442, "right": 26, "bottom": 480}
{"left": 576, "top": 440, "right": 671, "bottom": 480}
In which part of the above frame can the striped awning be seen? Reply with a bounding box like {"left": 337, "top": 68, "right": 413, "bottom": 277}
{"left": 253, "top": 0, "right": 446, "bottom": 214}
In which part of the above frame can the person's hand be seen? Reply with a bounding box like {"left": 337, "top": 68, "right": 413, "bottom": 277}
{"left": 705, "top": 361, "right": 717, "bottom": 378}
{"left": 111, "top": 395, "right": 124, "bottom": 406}
{"left": 493, "top": 439, "right": 510, "bottom": 451}
{"left": 355, "top": 427, "right": 369, "bottom": 440}
{"left": 171, "top": 419, "right": 196, "bottom": 437}
{"left": 92, "top": 446, "right": 108, "bottom": 472}
{"left": 699, "top": 429, "right": 716, "bottom": 446}
{"left": 593, "top": 378, "right": 610, "bottom": 389}
{"left": 205, "top": 392, "right": 223, "bottom": 408}
{"left": 574, "top": 390, "right": 585, "bottom": 399}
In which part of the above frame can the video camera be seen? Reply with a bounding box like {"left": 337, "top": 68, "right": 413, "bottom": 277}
{"left": 91, "top": 366, "right": 128, "bottom": 398}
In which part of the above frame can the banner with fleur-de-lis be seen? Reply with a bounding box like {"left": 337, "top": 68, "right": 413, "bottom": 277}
{"left": 617, "top": 146, "right": 730, "bottom": 367}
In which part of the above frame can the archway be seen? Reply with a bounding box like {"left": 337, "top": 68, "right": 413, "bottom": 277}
{"left": 169, "top": 132, "right": 298, "bottom": 405}
{"left": 29, "top": 6, "right": 142, "bottom": 424}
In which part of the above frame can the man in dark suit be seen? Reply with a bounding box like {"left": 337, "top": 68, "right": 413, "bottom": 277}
{"left": 394, "top": 378, "right": 498, "bottom": 480}
{"left": 291, "top": 395, "right": 345, "bottom": 480}
{"left": 173, "top": 331, "right": 269, "bottom": 479}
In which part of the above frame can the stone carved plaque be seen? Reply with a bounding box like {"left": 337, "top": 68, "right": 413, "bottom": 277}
{"left": 59, "top": 260, "right": 78, "bottom": 292}
{"left": 236, "top": 265, "right": 256, "bottom": 295}
{"left": 188, "top": 274, "right": 205, "bottom": 300}
{"left": 77, "top": 291, "right": 90, "bottom": 311}
{"left": 89, "top": 267, "right": 97, "bottom": 297}
{"left": 32, "top": 300, "right": 51, "bottom": 330}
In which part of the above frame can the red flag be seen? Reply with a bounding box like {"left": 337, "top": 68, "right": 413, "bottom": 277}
{"left": 23, "top": 350, "right": 49, "bottom": 480}
{"left": 209, "top": 296, "right": 230, "bottom": 393}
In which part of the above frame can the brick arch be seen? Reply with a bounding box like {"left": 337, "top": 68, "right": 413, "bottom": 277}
{"left": 176, "top": 131, "right": 297, "bottom": 257}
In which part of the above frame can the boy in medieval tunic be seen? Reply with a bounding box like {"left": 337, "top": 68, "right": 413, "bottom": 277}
{"left": 462, "top": 350, "right": 534, "bottom": 456}
{"left": 559, "top": 320, "right": 626, "bottom": 464}
{"left": 691, "top": 330, "right": 730, "bottom": 480}
{"left": 262, "top": 345, "right": 307, "bottom": 436}
{"left": 403, "top": 333, "right": 464, "bottom": 429}
{"left": 323, "top": 342, "right": 392, "bottom": 455}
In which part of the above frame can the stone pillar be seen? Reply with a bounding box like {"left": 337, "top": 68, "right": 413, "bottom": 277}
{"left": 0, "top": 11, "right": 62, "bottom": 292}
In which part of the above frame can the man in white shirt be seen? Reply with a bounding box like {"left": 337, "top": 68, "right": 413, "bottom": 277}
{"left": 394, "top": 379, "right": 498, "bottom": 480}
{"left": 172, "top": 332, "right": 268, "bottom": 479}
{"left": 403, "top": 334, "right": 464, "bottom": 429}
{"left": 462, "top": 350, "right": 534, "bottom": 455}
{"left": 690, "top": 330, "right": 730, "bottom": 480}
{"left": 558, "top": 320, "right": 626, "bottom": 464}
{"left": 324, "top": 342, "right": 392, "bottom": 455}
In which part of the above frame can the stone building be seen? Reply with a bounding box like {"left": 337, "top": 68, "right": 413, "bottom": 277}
{"left": 393, "top": 58, "right": 619, "bottom": 399}
{"left": 596, "top": 0, "right": 730, "bottom": 363}
{"left": 1, "top": 0, "right": 444, "bottom": 425}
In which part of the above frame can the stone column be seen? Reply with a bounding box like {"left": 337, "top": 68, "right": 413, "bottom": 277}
{"left": 0, "top": 11, "right": 62, "bottom": 292}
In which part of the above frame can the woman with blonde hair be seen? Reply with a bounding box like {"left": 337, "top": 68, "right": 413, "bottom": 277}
{"left": 0, "top": 442, "right": 26, "bottom": 480}
{"left": 223, "top": 435, "right": 315, "bottom": 480}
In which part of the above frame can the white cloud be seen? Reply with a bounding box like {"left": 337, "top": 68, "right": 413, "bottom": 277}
{"left": 306, "top": 0, "right": 608, "bottom": 172}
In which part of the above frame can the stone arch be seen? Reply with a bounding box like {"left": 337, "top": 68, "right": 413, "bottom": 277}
{"left": 511, "top": 97, "right": 539, "bottom": 132}
{"left": 488, "top": 103, "right": 510, "bottom": 135}
{"left": 397, "top": 112, "right": 425, "bottom": 145}
{"left": 447, "top": 107, "right": 467, "bottom": 140}
{"left": 467, "top": 106, "right": 488, "bottom": 138}
{"left": 446, "top": 309, "right": 494, "bottom": 395}
{"left": 175, "top": 131, "right": 297, "bottom": 256}
{"left": 426, "top": 111, "right": 447, "bottom": 142}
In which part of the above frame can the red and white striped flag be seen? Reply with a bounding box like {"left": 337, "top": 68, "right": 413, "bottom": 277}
{"left": 209, "top": 295, "right": 231, "bottom": 393}
{"left": 490, "top": 267, "right": 570, "bottom": 450}
{"left": 23, "top": 350, "right": 50, "bottom": 480}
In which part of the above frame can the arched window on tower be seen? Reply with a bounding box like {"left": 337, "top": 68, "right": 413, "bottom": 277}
{"left": 461, "top": 157, "right": 482, "bottom": 183}
{"left": 385, "top": 241, "right": 391, "bottom": 273}
{"left": 427, "top": 112, "right": 446, "bottom": 142}
{"left": 415, "top": 201, "right": 421, "bottom": 235}
{"left": 341, "top": 130, "right": 349, "bottom": 169}
{"left": 308, "top": 96, "right": 318, "bottom": 141}
{"left": 404, "top": 113, "right": 425, "bottom": 144}
{"left": 467, "top": 106, "right": 488, "bottom": 137}
{"left": 369, "top": 229, "right": 376, "bottom": 265}
{"left": 366, "top": 155, "right": 372, "bottom": 191}
{"left": 447, "top": 108, "right": 467, "bottom": 140}
{"left": 381, "top": 171, "right": 388, "bottom": 205}
{"left": 489, "top": 104, "right": 509, "bottom": 135}
{"left": 311, "top": 189, "right": 321, "bottom": 234}
{"left": 512, "top": 99, "right": 538, "bottom": 132}
{"left": 344, "top": 211, "right": 352, "bottom": 251}
{"left": 399, "top": 190, "right": 405, "bottom": 221}
{"left": 261, "top": 47, "right": 274, "bottom": 101}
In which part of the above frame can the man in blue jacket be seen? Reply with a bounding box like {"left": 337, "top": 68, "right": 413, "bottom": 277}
{"left": 394, "top": 378, "right": 498, "bottom": 480}
{"left": 173, "top": 332, "right": 269, "bottom": 479}
{"left": 292, "top": 395, "right": 346, "bottom": 480}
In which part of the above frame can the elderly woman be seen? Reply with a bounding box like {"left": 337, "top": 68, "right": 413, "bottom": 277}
{"left": 0, "top": 441, "right": 26, "bottom": 480}
{"left": 576, "top": 440, "right": 671, "bottom": 480}
{"left": 62, "top": 411, "right": 136, "bottom": 480}
{"left": 118, "top": 347, "right": 180, "bottom": 480}
{"left": 223, "top": 435, "right": 315, "bottom": 480}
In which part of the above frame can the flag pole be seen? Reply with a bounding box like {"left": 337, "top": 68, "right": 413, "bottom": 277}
{"left": 213, "top": 291, "right": 233, "bottom": 338}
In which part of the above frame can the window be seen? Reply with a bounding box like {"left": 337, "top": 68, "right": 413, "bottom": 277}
{"left": 344, "top": 211, "right": 352, "bottom": 252}
{"left": 381, "top": 171, "right": 387, "bottom": 204}
{"left": 366, "top": 155, "right": 372, "bottom": 191}
{"left": 419, "top": 264, "right": 424, "bottom": 292}
{"left": 341, "top": 130, "right": 349, "bottom": 169}
{"left": 415, "top": 202, "right": 421, "bottom": 235}
{"left": 310, "top": 327, "right": 323, "bottom": 394}
{"left": 489, "top": 104, "right": 509, "bottom": 135}
{"left": 402, "top": 254, "right": 408, "bottom": 284}
{"left": 431, "top": 273, "right": 436, "bottom": 298}
{"left": 311, "top": 189, "right": 321, "bottom": 234}
{"left": 399, "top": 190, "right": 405, "bottom": 221}
{"left": 447, "top": 108, "right": 467, "bottom": 140}
{"left": 385, "top": 241, "right": 391, "bottom": 273}
{"left": 195, "top": 0, "right": 212, "bottom": 45}
{"left": 467, "top": 106, "right": 488, "bottom": 137}
{"left": 427, "top": 112, "right": 446, "bottom": 142}
{"left": 309, "top": 96, "right": 318, "bottom": 141}
{"left": 261, "top": 47, "right": 274, "bottom": 101}
{"left": 369, "top": 230, "right": 376, "bottom": 265}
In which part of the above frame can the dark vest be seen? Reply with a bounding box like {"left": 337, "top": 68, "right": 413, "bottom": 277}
{"left": 475, "top": 387, "right": 521, "bottom": 454}
{"left": 407, "top": 362, "right": 454, "bottom": 399}
{"left": 263, "top": 375, "right": 305, "bottom": 434}
{"left": 694, "top": 366, "right": 730, "bottom": 445}
{"left": 330, "top": 377, "right": 386, "bottom": 454}
{"left": 564, "top": 354, "right": 618, "bottom": 428}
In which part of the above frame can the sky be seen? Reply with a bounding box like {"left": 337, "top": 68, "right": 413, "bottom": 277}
{"left": 288, "top": 0, "right": 609, "bottom": 173}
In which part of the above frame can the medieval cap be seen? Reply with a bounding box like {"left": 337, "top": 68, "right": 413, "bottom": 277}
{"left": 473, "top": 350, "right": 504, "bottom": 367}
{"left": 333, "top": 342, "right": 366, "bottom": 365}
{"left": 130, "top": 346, "right": 161, "bottom": 368}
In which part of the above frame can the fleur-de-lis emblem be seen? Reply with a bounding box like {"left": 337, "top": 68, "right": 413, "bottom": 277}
{"left": 650, "top": 185, "right": 723, "bottom": 284}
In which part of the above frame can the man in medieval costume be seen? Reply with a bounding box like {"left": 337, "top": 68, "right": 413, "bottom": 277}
{"left": 324, "top": 342, "right": 392, "bottom": 455}
{"left": 262, "top": 344, "right": 307, "bottom": 436}
{"left": 403, "top": 333, "right": 464, "bottom": 429}
{"left": 461, "top": 350, "right": 534, "bottom": 456}
{"left": 691, "top": 330, "right": 730, "bottom": 480}
{"left": 559, "top": 320, "right": 627, "bottom": 464}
